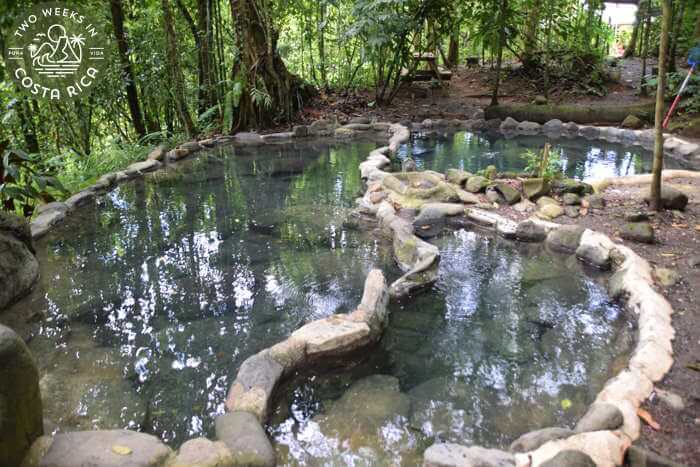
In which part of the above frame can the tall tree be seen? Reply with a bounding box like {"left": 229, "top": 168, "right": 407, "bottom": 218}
{"left": 229, "top": 0, "right": 308, "bottom": 130}
{"left": 624, "top": 5, "right": 643, "bottom": 57}
{"left": 491, "top": 0, "right": 508, "bottom": 106}
{"left": 110, "top": 0, "right": 147, "bottom": 139}
{"left": 161, "top": 0, "right": 196, "bottom": 137}
{"left": 650, "top": 0, "right": 672, "bottom": 211}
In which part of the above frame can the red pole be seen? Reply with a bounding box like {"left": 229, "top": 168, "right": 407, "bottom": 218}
{"left": 662, "top": 64, "right": 695, "bottom": 128}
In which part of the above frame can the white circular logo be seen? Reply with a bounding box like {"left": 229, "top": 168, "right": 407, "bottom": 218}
{"left": 5, "top": 2, "right": 109, "bottom": 100}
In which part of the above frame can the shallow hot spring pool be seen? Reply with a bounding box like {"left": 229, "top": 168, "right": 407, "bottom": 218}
{"left": 1, "top": 136, "right": 633, "bottom": 461}
{"left": 399, "top": 130, "right": 684, "bottom": 179}
{"left": 268, "top": 231, "right": 632, "bottom": 466}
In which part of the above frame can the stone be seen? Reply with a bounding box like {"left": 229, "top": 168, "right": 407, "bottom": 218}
{"left": 578, "top": 126, "right": 600, "bottom": 138}
{"left": 267, "top": 338, "right": 306, "bottom": 372}
{"left": 513, "top": 199, "right": 536, "bottom": 213}
{"left": 262, "top": 132, "right": 293, "bottom": 140}
{"left": 540, "top": 450, "right": 596, "bottom": 467}
{"left": 536, "top": 196, "right": 558, "bottom": 208}
{"left": 687, "top": 254, "right": 700, "bottom": 268}
{"left": 127, "top": 160, "right": 161, "bottom": 174}
{"left": 343, "top": 123, "right": 372, "bottom": 131}
{"left": 517, "top": 121, "right": 541, "bottom": 134}
{"left": 38, "top": 430, "right": 170, "bottom": 467}
{"left": 546, "top": 225, "right": 585, "bottom": 254}
{"left": 655, "top": 388, "right": 684, "bottom": 411}
{"left": 500, "top": 117, "right": 519, "bottom": 131}
{"left": 574, "top": 402, "right": 623, "bottom": 433}
{"left": 65, "top": 190, "right": 95, "bottom": 209}
{"left": 537, "top": 203, "right": 564, "bottom": 219}
{"left": 20, "top": 435, "right": 53, "bottom": 467}
{"left": 563, "top": 122, "right": 579, "bottom": 133}
{"left": 234, "top": 132, "right": 264, "bottom": 143}
{"left": 494, "top": 182, "right": 521, "bottom": 205}
{"left": 543, "top": 119, "right": 564, "bottom": 132}
{"left": 402, "top": 158, "right": 418, "bottom": 172}
{"left": 147, "top": 145, "right": 167, "bottom": 161}
{"left": 35, "top": 202, "right": 68, "bottom": 216}
{"left": 621, "top": 115, "right": 644, "bottom": 129}
{"left": 625, "top": 445, "right": 684, "bottom": 467}
{"left": 562, "top": 193, "right": 581, "bottom": 205}
{"left": 515, "top": 220, "right": 547, "bottom": 242}
{"left": 166, "top": 438, "right": 233, "bottom": 467}
{"left": 167, "top": 148, "right": 190, "bottom": 161}
{"left": 551, "top": 179, "right": 593, "bottom": 196}
{"left": 465, "top": 176, "right": 489, "bottom": 193}
{"left": 291, "top": 315, "right": 370, "bottom": 357}
{"left": 534, "top": 95, "right": 548, "bottom": 105}
{"left": 179, "top": 141, "right": 202, "bottom": 152}
{"left": 350, "top": 116, "right": 371, "bottom": 124}
{"left": 446, "top": 169, "right": 472, "bottom": 186}
{"left": 413, "top": 203, "right": 464, "bottom": 238}
{"left": 643, "top": 186, "right": 689, "bottom": 211}
{"left": 292, "top": 125, "right": 308, "bottom": 137}
{"left": 30, "top": 209, "right": 65, "bottom": 239}
{"left": 565, "top": 206, "right": 580, "bottom": 218}
{"left": 215, "top": 412, "right": 274, "bottom": 467}
{"left": 0, "top": 325, "right": 43, "bottom": 467}
{"left": 584, "top": 194, "right": 606, "bottom": 209}
{"left": 225, "top": 353, "right": 283, "bottom": 419}
{"left": 576, "top": 229, "right": 614, "bottom": 269}
{"left": 484, "top": 165, "right": 497, "bottom": 180}
{"left": 485, "top": 187, "right": 501, "bottom": 203}
{"left": 369, "top": 191, "right": 388, "bottom": 204}
{"left": 510, "top": 427, "right": 574, "bottom": 453}
{"left": 621, "top": 222, "right": 655, "bottom": 244}
{"left": 654, "top": 268, "right": 680, "bottom": 287}
{"left": 0, "top": 213, "right": 39, "bottom": 309}
{"left": 423, "top": 443, "right": 515, "bottom": 467}
{"left": 522, "top": 178, "right": 550, "bottom": 199}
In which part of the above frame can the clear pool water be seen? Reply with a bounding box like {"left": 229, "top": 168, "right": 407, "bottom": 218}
{"left": 1, "top": 136, "right": 633, "bottom": 460}
{"left": 399, "top": 131, "right": 683, "bottom": 179}
{"left": 1, "top": 140, "right": 392, "bottom": 445}
{"left": 269, "top": 231, "right": 632, "bottom": 466}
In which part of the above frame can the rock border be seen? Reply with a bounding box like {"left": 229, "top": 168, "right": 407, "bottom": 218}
{"left": 20, "top": 116, "right": 678, "bottom": 467}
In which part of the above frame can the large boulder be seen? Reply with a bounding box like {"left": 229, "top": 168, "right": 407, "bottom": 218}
{"left": 522, "top": 178, "right": 550, "bottom": 199}
{"left": 0, "top": 325, "right": 43, "bottom": 467}
{"left": 494, "top": 183, "right": 521, "bottom": 205}
{"left": 0, "top": 212, "right": 39, "bottom": 309}
{"left": 510, "top": 427, "right": 574, "bottom": 453}
{"left": 215, "top": 412, "right": 275, "bottom": 467}
{"left": 465, "top": 176, "right": 489, "bottom": 193}
{"left": 621, "top": 115, "right": 644, "bottom": 129}
{"left": 166, "top": 437, "right": 233, "bottom": 467}
{"left": 35, "top": 430, "right": 170, "bottom": 467}
{"left": 551, "top": 178, "right": 593, "bottom": 196}
{"left": 546, "top": 226, "right": 585, "bottom": 254}
{"left": 643, "top": 186, "right": 689, "bottom": 211}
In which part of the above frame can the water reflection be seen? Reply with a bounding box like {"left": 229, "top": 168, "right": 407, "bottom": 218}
{"left": 270, "top": 231, "right": 633, "bottom": 466}
{"left": 398, "top": 131, "right": 682, "bottom": 179}
{"left": 2, "top": 140, "right": 392, "bottom": 445}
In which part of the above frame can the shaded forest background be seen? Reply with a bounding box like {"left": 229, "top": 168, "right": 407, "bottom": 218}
{"left": 1, "top": 0, "right": 699, "bottom": 215}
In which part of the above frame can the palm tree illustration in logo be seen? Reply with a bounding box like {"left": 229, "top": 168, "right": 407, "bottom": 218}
{"left": 29, "top": 24, "right": 84, "bottom": 77}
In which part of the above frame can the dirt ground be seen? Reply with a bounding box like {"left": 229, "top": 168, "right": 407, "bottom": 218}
{"left": 297, "top": 61, "right": 700, "bottom": 465}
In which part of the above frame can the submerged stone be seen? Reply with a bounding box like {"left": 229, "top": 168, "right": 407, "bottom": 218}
{"left": 37, "top": 430, "right": 171, "bottom": 467}
{"left": 423, "top": 443, "right": 515, "bottom": 467}
{"left": 215, "top": 412, "right": 275, "bottom": 467}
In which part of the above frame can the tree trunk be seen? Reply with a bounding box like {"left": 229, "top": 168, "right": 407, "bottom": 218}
{"left": 522, "top": 0, "right": 542, "bottom": 67}
{"left": 491, "top": 0, "right": 508, "bottom": 106}
{"left": 447, "top": 32, "right": 459, "bottom": 68}
{"left": 229, "top": 0, "right": 308, "bottom": 130}
{"left": 110, "top": 0, "right": 146, "bottom": 139}
{"left": 624, "top": 5, "right": 642, "bottom": 58}
{"left": 161, "top": 0, "right": 196, "bottom": 137}
{"left": 318, "top": 1, "right": 328, "bottom": 89}
{"left": 198, "top": 0, "right": 216, "bottom": 110}
{"left": 668, "top": 0, "right": 686, "bottom": 72}
{"left": 650, "top": 0, "right": 671, "bottom": 211}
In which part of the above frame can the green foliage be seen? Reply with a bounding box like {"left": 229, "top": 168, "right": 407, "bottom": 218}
{"left": 1, "top": 149, "right": 67, "bottom": 215}
{"left": 521, "top": 146, "right": 563, "bottom": 179}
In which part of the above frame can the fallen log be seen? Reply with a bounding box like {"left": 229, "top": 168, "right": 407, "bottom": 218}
{"left": 485, "top": 102, "right": 656, "bottom": 125}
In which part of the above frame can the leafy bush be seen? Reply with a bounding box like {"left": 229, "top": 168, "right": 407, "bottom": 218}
{"left": 521, "top": 144, "right": 563, "bottom": 179}
{"left": 1, "top": 148, "right": 67, "bottom": 216}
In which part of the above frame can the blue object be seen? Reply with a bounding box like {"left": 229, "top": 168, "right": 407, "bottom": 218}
{"left": 688, "top": 45, "right": 700, "bottom": 65}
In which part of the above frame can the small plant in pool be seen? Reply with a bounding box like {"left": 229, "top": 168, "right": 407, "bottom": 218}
{"left": 522, "top": 143, "right": 564, "bottom": 179}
